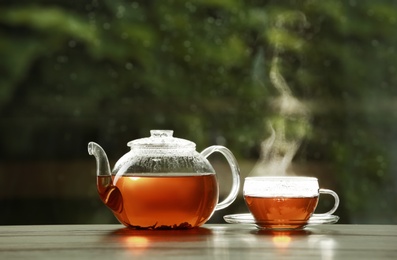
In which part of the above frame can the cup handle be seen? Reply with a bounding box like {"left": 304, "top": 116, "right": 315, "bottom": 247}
{"left": 201, "top": 145, "right": 241, "bottom": 211}
{"left": 312, "top": 188, "right": 340, "bottom": 217}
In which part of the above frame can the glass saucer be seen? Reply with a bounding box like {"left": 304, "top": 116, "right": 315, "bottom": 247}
{"left": 223, "top": 213, "right": 339, "bottom": 230}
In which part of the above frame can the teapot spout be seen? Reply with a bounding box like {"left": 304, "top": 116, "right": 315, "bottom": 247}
{"left": 88, "top": 142, "right": 111, "bottom": 177}
{"left": 88, "top": 142, "right": 123, "bottom": 213}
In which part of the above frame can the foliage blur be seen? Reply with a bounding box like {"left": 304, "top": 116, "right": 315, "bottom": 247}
{"left": 1, "top": 0, "right": 397, "bottom": 224}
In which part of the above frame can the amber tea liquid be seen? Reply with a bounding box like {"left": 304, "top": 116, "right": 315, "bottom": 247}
{"left": 99, "top": 174, "right": 218, "bottom": 229}
{"left": 244, "top": 196, "right": 319, "bottom": 229}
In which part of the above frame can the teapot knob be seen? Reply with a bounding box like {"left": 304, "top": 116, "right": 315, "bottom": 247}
{"left": 150, "top": 130, "right": 174, "bottom": 137}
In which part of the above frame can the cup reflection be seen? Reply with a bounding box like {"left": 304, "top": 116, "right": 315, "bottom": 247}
{"left": 253, "top": 229, "right": 312, "bottom": 250}
{"left": 272, "top": 232, "right": 292, "bottom": 248}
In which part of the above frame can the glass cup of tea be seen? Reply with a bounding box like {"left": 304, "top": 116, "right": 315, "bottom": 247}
{"left": 243, "top": 176, "right": 339, "bottom": 230}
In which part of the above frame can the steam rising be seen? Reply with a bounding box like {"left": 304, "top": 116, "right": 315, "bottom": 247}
{"left": 250, "top": 12, "right": 310, "bottom": 177}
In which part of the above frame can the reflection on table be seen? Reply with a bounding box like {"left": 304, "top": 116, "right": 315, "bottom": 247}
{"left": 0, "top": 224, "right": 396, "bottom": 259}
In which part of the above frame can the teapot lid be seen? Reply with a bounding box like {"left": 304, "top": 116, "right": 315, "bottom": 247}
{"left": 127, "top": 130, "right": 195, "bottom": 149}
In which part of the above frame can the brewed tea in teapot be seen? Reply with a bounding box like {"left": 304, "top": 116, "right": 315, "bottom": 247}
{"left": 88, "top": 130, "right": 240, "bottom": 229}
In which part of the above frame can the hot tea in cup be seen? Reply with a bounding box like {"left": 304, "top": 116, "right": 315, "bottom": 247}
{"left": 244, "top": 176, "right": 339, "bottom": 230}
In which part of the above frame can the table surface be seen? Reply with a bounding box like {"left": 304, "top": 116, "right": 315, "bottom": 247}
{"left": 0, "top": 224, "right": 396, "bottom": 259}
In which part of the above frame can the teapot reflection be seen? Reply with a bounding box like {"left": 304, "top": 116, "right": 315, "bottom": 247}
{"left": 88, "top": 130, "right": 240, "bottom": 229}
{"left": 107, "top": 227, "right": 213, "bottom": 256}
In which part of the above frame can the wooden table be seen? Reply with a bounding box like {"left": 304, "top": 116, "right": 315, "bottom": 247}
{"left": 0, "top": 224, "right": 396, "bottom": 259}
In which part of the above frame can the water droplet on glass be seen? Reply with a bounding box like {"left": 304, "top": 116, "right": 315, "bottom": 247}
{"left": 185, "top": 2, "right": 197, "bottom": 13}
{"left": 120, "top": 125, "right": 128, "bottom": 132}
{"left": 125, "top": 62, "right": 133, "bottom": 70}
{"left": 70, "top": 73, "right": 77, "bottom": 80}
{"left": 74, "top": 108, "right": 81, "bottom": 116}
{"left": 91, "top": 0, "right": 99, "bottom": 8}
{"left": 108, "top": 69, "right": 118, "bottom": 78}
{"left": 117, "top": 5, "right": 125, "bottom": 19}
{"left": 57, "top": 56, "right": 68, "bottom": 63}
{"left": 56, "top": 95, "right": 63, "bottom": 102}
{"left": 349, "top": 0, "right": 356, "bottom": 6}
{"left": 88, "top": 12, "right": 96, "bottom": 20}
{"left": 68, "top": 40, "right": 77, "bottom": 48}
{"left": 103, "top": 23, "right": 111, "bottom": 30}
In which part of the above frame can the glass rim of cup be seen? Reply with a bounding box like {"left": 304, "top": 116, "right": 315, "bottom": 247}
{"left": 245, "top": 176, "right": 318, "bottom": 181}
{"left": 243, "top": 176, "right": 320, "bottom": 197}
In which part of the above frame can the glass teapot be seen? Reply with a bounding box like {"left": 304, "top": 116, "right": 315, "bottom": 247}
{"left": 88, "top": 130, "right": 240, "bottom": 229}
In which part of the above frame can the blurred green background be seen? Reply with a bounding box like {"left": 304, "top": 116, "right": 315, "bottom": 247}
{"left": 1, "top": 0, "right": 397, "bottom": 225}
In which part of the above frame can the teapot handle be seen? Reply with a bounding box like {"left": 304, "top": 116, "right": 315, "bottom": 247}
{"left": 201, "top": 145, "right": 241, "bottom": 211}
